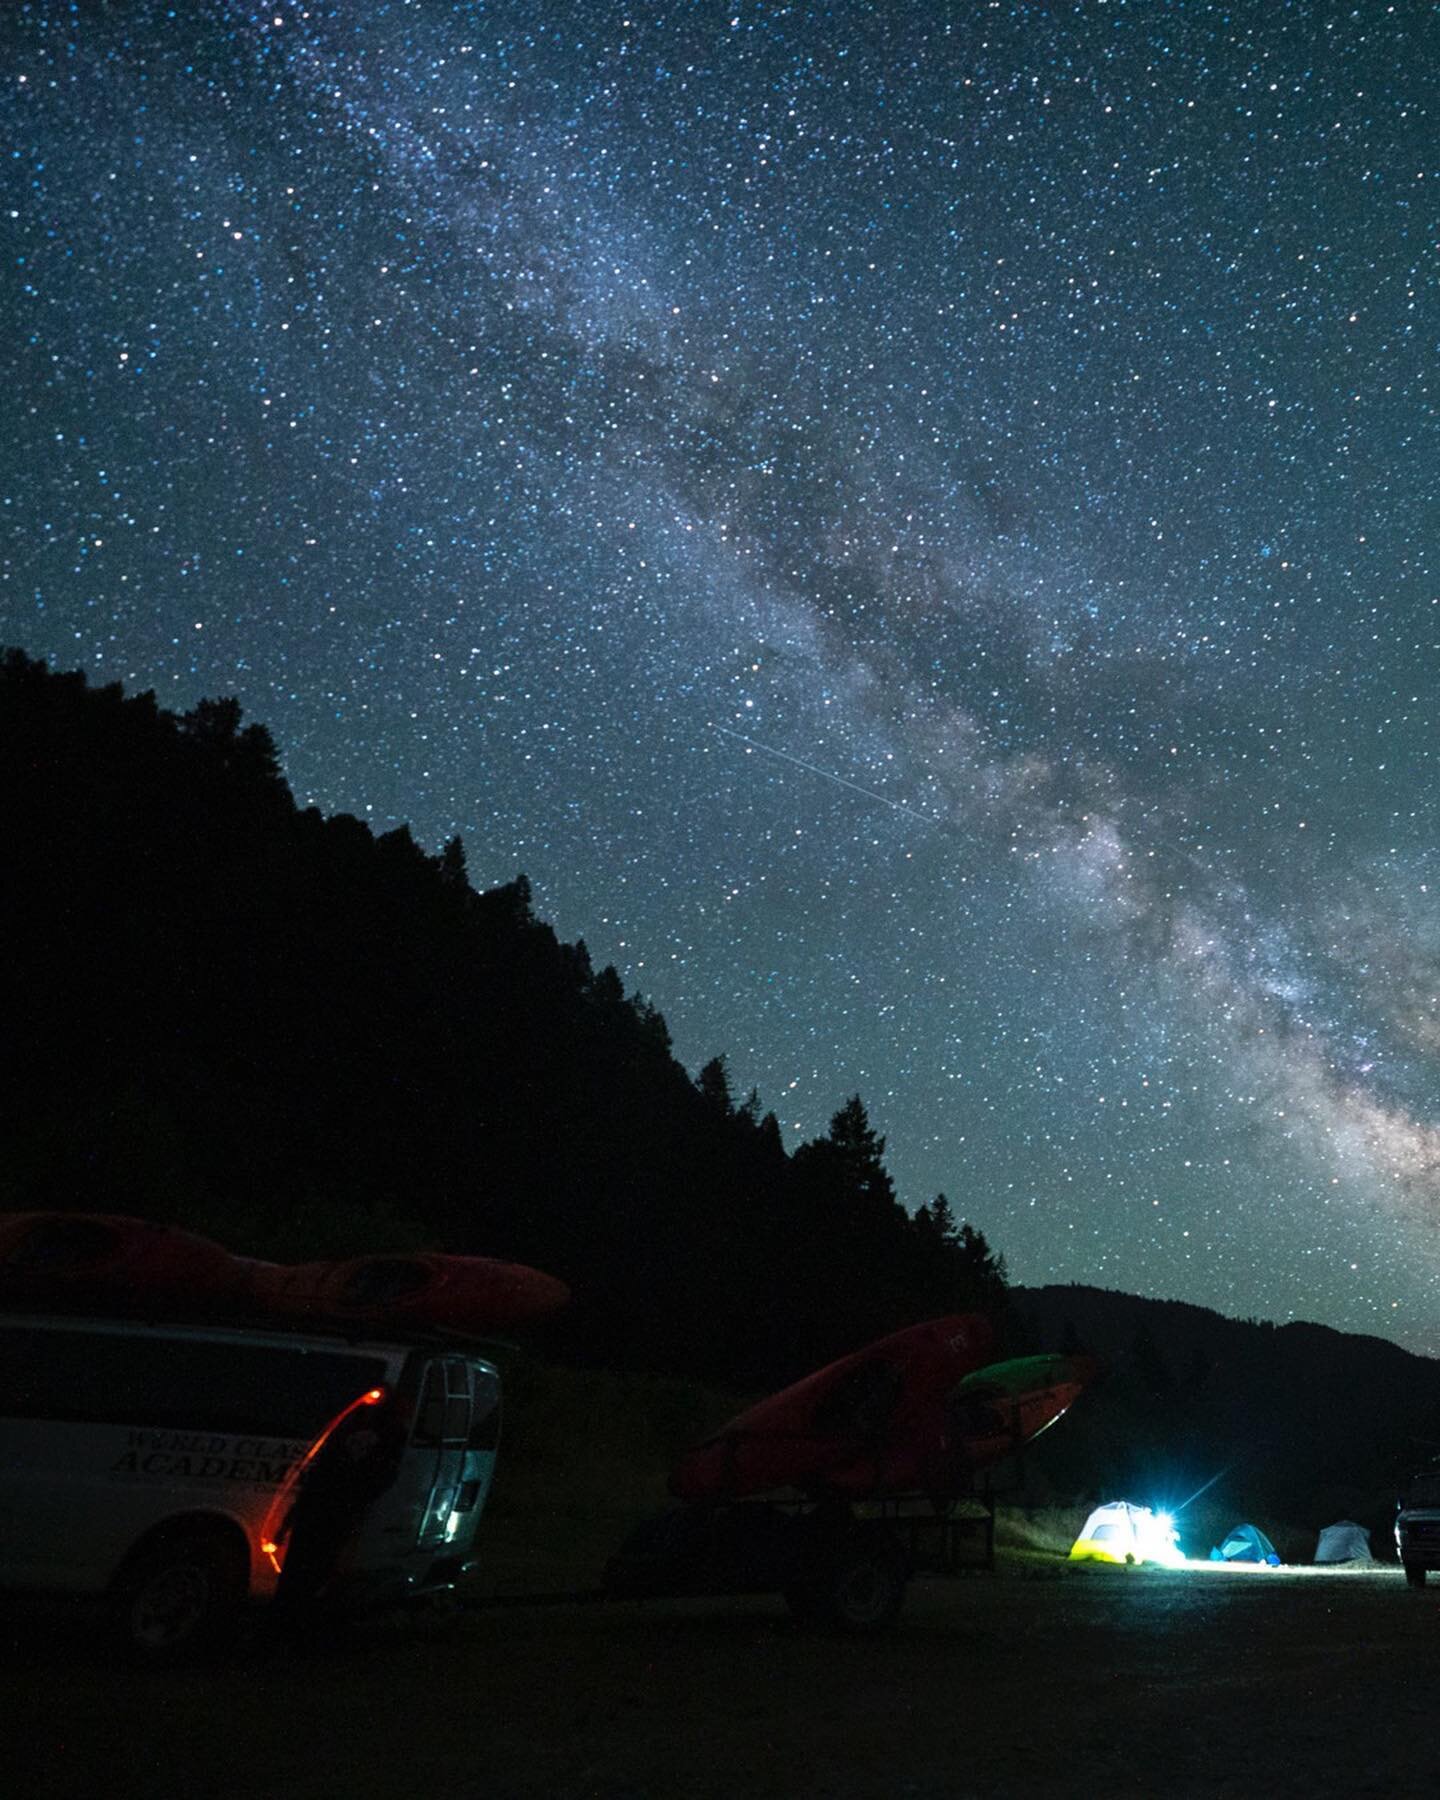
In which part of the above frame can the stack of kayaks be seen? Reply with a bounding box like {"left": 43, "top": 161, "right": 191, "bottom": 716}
{"left": 670, "top": 1318, "right": 1098, "bottom": 1503}
{"left": 0, "top": 1210, "right": 569, "bottom": 1338}
{"left": 671, "top": 1313, "right": 994, "bottom": 1501}
{"left": 246, "top": 1250, "right": 570, "bottom": 1333}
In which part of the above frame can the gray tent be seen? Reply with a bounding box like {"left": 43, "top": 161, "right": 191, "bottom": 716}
{"left": 1314, "top": 1521, "right": 1373, "bottom": 1564}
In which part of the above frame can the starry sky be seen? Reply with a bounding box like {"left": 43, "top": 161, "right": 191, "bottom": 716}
{"left": 4, "top": 0, "right": 1438, "bottom": 1352}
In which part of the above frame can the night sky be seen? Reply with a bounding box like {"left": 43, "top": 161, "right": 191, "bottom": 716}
{"left": 4, "top": 1, "right": 1437, "bottom": 1352}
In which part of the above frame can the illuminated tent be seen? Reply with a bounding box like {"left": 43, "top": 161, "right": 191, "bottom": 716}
{"left": 1314, "top": 1521, "right": 1373, "bottom": 1564}
{"left": 1069, "top": 1501, "right": 1183, "bottom": 1565}
{"left": 1208, "top": 1523, "right": 1280, "bottom": 1565}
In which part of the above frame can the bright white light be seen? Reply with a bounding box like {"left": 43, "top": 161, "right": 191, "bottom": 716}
{"left": 1138, "top": 1510, "right": 1185, "bottom": 1566}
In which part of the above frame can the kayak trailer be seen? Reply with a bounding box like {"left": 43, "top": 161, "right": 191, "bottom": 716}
{"left": 458, "top": 1321, "right": 1093, "bottom": 1634}
{"left": 462, "top": 1488, "right": 996, "bottom": 1635}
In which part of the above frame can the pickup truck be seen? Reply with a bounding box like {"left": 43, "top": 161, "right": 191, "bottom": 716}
{"left": 1396, "top": 1467, "right": 1440, "bottom": 1588}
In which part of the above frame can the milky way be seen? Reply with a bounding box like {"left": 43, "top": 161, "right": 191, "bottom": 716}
{"left": 4, "top": 1, "right": 1437, "bottom": 1349}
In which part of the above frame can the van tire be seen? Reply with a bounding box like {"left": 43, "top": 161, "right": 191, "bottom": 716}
{"left": 109, "top": 1525, "right": 249, "bottom": 1663}
{"left": 1404, "top": 1561, "right": 1427, "bottom": 1589}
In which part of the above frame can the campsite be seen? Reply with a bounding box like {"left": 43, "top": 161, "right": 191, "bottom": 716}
{"left": 6, "top": 0, "right": 1440, "bottom": 1789}
{"left": 4, "top": 1549, "right": 1438, "bottom": 1799}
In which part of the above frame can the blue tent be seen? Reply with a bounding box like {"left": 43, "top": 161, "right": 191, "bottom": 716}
{"left": 1209, "top": 1523, "right": 1280, "bottom": 1565}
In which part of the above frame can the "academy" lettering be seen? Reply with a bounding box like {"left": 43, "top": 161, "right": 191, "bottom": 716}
{"left": 110, "top": 1449, "right": 296, "bottom": 1485}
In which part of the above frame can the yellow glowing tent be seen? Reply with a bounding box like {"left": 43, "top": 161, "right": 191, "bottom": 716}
{"left": 1069, "top": 1501, "right": 1183, "bottom": 1565}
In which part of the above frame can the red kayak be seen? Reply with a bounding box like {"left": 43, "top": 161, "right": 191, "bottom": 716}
{"left": 0, "top": 1211, "right": 251, "bottom": 1310}
{"left": 670, "top": 1313, "right": 996, "bottom": 1502}
{"left": 0, "top": 1212, "right": 568, "bottom": 1338}
{"left": 245, "top": 1250, "right": 570, "bottom": 1334}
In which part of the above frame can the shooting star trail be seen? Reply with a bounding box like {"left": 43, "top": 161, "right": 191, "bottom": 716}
{"left": 1175, "top": 1467, "right": 1231, "bottom": 1514}
{"left": 710, "top": 724, "right": 936, "bottom": 825}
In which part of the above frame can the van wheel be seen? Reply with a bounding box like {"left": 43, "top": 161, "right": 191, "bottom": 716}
{"left": 1404, "top": 1562, "right": 1427, "bottom": 1589}
{"left": 110, "top": 1527, "right": 248, "bottom": 1663}
{"left": 785, "top": 1534, "right": 908, "bottom": 1634}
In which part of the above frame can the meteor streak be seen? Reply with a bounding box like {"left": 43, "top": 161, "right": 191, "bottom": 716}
{"left": 1175, "top": 1467, "right": 1230, "bottom": 1514}
{"left": 711, "top": 724, "right": 936, "bottom": 825}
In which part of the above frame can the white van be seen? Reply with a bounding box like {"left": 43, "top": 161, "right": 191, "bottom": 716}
{"left": 0, "top": 1311, "right": 501, "bottom": 1657}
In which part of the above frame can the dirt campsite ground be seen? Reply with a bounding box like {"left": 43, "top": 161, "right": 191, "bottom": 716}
{"left": 5, "top": 1549, "right": 1438, "bottom": 1800}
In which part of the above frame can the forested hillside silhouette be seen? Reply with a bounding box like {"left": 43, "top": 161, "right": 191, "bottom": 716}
{"left": 0, "top": 649, "right": 1006, "bottom": 1387}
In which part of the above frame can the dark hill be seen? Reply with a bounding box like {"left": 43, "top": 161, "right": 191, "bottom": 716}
{"left": 1014, "top": 1283, "right": 1440, "bottom": 1547}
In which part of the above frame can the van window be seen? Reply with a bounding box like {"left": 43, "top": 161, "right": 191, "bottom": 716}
{"left": 468, "top": 1368, "right": 501, "bottom": 1450}
{"left": 412, "top": 1360, "right": 474, "bottom": 1446}
{"left": 0, "top": 1325, "right": 389, "bottom": 1439}
{"left": 410, "top": 1359, "right": 500, "bottom": 1449}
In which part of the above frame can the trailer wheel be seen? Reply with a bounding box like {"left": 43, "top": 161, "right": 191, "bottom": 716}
{"left": 786, "top": 1534, "right": 908, "bottom": 1634}
{"left": 1404, "top": 1561, "right": 1427, "bottom": 1589}
{"left": 109, "top": 1525, "right": 249, "bottom": 1664}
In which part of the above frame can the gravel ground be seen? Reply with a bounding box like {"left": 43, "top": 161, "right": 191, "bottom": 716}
{"left": 5, "top": 1559, "right": 1437, "bottom": 1799}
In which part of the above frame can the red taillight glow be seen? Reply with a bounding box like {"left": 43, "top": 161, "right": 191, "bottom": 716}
{"left": 260, "top": 1386, "right": 388, "bottom": 1573}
